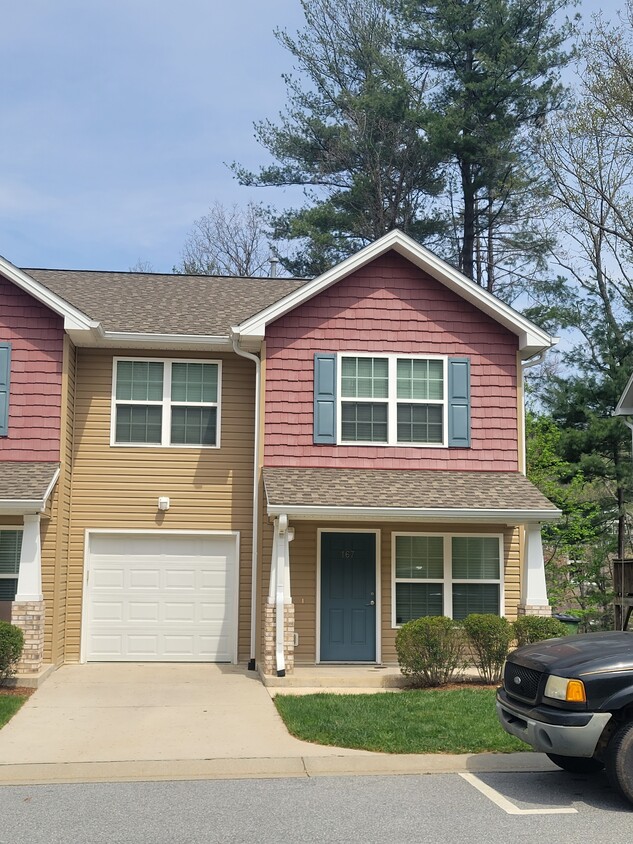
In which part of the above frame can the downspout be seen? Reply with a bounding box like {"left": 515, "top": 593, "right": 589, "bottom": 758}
{"left": 231, "top": 332, "right": 261, "bottom": 671}
{"left": 519, "top": 349, "right": 548, "bottom": 474}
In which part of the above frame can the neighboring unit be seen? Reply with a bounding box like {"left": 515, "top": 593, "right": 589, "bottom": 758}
{"left": 0, "top": 230, "right": 560, "bottom": 682}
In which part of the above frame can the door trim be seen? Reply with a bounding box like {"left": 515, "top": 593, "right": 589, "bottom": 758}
{"left": 316, "top": 528, "right": 381, "bottom": 664}
{"left": 80, "top": 528, "right": 240, "bottom": 664}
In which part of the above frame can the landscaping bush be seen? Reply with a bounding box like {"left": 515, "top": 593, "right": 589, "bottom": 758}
{"left": 395, "top": 616, "right": 464, "bottom": 687}
{"left": 0, "top": 622, "right": 24, "bottom": 685}
{"left": 462, "top": 614, "right": 513, "bottom": 684}
{"left": 512, "top": 616, "right": 568, "bottom": 647}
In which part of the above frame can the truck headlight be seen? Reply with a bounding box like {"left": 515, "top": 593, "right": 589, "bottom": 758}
{"left": 544, "top": 675, "right": 586, "bottom": 703}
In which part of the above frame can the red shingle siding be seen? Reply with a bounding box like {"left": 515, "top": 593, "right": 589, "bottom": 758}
{"left": 264, "top": 251, "right": 519, "bottom": 471}
{"left": 0, "top": 275, "right": 63, "bottom": 460}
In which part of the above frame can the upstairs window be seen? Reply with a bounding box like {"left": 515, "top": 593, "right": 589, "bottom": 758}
{"left": 112, "top": 358, "right": 221, "bottom": 447}
{"left": 339, "top": 354, "right": 446, "bottom": 446}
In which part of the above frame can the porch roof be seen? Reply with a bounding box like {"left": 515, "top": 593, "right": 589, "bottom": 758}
{"left": 262, "top": 467, "right": 560, "bottom": 524}
{"left": 0, "top": 462, "right": 60, "bottom": 515}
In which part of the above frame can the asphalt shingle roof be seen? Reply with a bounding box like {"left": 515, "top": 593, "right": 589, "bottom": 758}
{"left": 25, "top": 269, "right": 305, "bottom": 335}
{"left": 263, "top": 467, "right": 558, "bottom": 513}
{"left": 0, "top": 462, "right": 59, "bottom": 502}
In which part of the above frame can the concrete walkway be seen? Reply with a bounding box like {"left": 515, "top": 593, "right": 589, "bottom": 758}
{"left": 0, "top": 664, "right": 556, "bottom": 785}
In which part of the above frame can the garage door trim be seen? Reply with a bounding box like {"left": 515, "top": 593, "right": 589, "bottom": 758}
{"left": 80, "top": 529, "right": 240, "bottom": 664}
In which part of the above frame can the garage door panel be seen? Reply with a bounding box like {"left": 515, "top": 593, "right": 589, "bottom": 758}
{"left": 86, "top": 533, "right": 236, "bottom": 662}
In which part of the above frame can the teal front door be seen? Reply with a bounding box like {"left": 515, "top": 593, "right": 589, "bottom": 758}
{"left": 320, "top": 532, "right": 376, "bottom": 662}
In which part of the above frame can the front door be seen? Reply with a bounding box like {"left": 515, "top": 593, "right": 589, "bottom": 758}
{"left": 320, "top": 532, "right": 376, "bottom": 662}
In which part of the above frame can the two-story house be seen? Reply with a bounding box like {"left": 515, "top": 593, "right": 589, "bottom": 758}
{"left": 0, "top": 230, "right": 559, "bottom": 683}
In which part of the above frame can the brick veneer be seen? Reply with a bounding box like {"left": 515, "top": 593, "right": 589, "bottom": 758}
{"left": 262, "top": 603, "right": 295, "bottom": 675}
{"left": 517, "top": 604, "right": 552, "bottom": 617}
{"left": 11, "top": 600, "right": 45, "bottom": 673}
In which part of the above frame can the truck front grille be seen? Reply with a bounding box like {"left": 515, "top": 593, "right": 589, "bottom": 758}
{"left": 503, "top": 661, "right": 542, "bottom": 704}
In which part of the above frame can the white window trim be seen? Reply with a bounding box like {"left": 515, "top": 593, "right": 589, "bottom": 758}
{"left": 110, "top": 357, "right": 222, "bottom": 448}
{"left": 391, "top": 532, "right": 504, "bottom": 627}
{"left": 336, "top": 352, "right": 448, "bottom": 447}
{"left": 0, "top": 529, "right": 22, "bottom": 596}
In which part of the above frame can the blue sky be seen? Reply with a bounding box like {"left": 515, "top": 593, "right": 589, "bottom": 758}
{"left": 0, "top": 1, "right": 622, "bottom": 273}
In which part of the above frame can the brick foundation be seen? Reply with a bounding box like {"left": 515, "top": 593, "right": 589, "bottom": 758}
{"left": 10, "top": 600, "right": 45, "bottom": 674}
{"left": 262, "top": 602, "right": 295, "bottom": 676}
{"left": 517, "top": 604, "right": 552, "bottom": 618}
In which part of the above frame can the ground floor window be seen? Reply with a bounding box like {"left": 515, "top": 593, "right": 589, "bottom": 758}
{"left": 0, "top": 530, "right": 22, "bottom": 601}
{"left": 392, "top": 533, "right": 502, "bottom": 625}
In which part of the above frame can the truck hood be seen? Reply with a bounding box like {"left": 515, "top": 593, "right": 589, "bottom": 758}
{"left": 509, "top": 631, "right": 633, "bottom": 677}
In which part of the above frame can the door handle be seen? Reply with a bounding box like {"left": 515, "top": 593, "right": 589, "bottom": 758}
{"left": 367, "top": 600, "right": 375, "bottom": 606}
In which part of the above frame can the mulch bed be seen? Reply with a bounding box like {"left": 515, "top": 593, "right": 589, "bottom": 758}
{"left": 0, "top": 686, "right": 35, "bottom": 697}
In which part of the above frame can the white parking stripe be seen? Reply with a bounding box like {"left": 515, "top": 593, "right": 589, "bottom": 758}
{"left": 459, "top": 773, "right": 579, "bottom": 815}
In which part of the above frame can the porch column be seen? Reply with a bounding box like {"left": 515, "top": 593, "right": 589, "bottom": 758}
{"left": 518, "top": 523, "right": 551, "bottom": 617}
{"left": 263, "top": 515, "right": 295, "bottom": 677}
{"left": 11, "top": 514, "right": 46, "bottom": 674}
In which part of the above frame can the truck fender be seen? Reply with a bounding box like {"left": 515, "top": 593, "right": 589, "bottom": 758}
{"left": 599, "top": 687, "right": 633, "bottom": 713}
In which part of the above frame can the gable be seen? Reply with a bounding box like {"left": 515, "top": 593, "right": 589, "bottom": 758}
{"left": 264, "top": 253, "right": 519, "bottom": 473}
{"left": 235, "top": 229, "right": 556, "bottom": 356}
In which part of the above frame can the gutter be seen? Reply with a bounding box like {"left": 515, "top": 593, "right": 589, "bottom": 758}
{"left": 231, "top": 332, "right": 261, "bottom": 671}
{"left": 265, "top": 504, "right": 561, "bottom": 523}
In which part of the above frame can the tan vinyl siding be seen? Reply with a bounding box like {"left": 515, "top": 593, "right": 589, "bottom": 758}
{"left": 65, "top": 348, "right": 255, "bottom": 662}
{"left": 42, "top": 336, "right": 75, "bottom": 665}
{"left": 261, "top": 520, "right": 521, "bottom": 666}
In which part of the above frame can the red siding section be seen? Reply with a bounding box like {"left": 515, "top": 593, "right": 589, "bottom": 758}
{"left": 0, "top": 274, "right": 63, "bottom": 460}
{"left": 264, "top": 251, "right": 519, "bottom": 471}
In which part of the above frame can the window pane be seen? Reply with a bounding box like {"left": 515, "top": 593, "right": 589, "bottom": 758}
{"left": 397, "top": 404, "right": 443, "bottom": 443}
{"left": 0, "top": 531, "right": 22, "bottom": 576}
{"left": 171, "top": 363, "right": 218, "bottom": 403}
{"left": 452, "top": 584, "right": 500, "bottom": 620}
{"left": 341, "top": 402, "right": 387, "bottom": 442}
{"left": 396, "top": 583, "right": 443, "bottom": 624}
{"left": 115, "top": 405, "right": 162, "bottom": 443}
{"left": 395, "top": 535, "right": 443, "bottom": 579}
{"left": 171, "top": 407, "right": 217, "bottom": 445}
{"left": 0, "top": 579, "right": 17, "bottom": 601}
{"left": 397, "top": 359, "right": 443, "bottom": 401}
{"left": 116, "top": 361, "right": 163, "bottom": 401}
{"left": 341, "top": 357, "right": 388, "bottom": 399}
{"left": 452, "top": 537, "right": 500, "bottom": 579}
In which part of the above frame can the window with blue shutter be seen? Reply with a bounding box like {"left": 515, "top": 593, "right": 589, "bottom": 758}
{"left": 0, "top": 342, "right": 11, "bottom": 437}
{"left": 313, "top": 353, "right": 337, "bottom": 444}
{"left": 448, "top": 357, "right": 470, "bottom": 447}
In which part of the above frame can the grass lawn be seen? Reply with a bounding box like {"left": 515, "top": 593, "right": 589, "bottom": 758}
{"left": 0, "top": 695, "right": 28, "bottom": 729}
{"left": 274, "top": 688, "right": 528, "bottom": 754}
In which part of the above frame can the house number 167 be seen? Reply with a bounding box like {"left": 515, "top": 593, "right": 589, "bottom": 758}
{"left": 341, "top": 549, "right": 355, "bottom": 559}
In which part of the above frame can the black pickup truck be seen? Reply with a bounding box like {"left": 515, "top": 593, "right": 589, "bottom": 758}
{"left": 497, "top": 631, "right": 633, "bottom": 803}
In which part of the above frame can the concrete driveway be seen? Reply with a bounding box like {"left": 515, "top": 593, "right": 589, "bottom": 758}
{"left": 0, "top": 664, "right": 553, "bottom": 785}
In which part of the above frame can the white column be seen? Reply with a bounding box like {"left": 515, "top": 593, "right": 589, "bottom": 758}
{"left": 275, "top": 515, "right": 289, "bottom": 676}
{"left": 15, "top": 514, "right": 43, "bottom": 602}
{"left": 521, "top": 523, "right": 549, "bottom": 609}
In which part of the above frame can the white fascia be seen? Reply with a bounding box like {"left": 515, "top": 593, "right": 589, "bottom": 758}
{"left": 266, "top": 504, "right": 561, "bottom": 524}
{"left": 234, "top": 230, "right": 558, "bottom": 356}
{"left": 0, "top": 258, "right": 98, "bottom": 332}
{"left": 615, "top": 371, "right": 633, "bottom": 416}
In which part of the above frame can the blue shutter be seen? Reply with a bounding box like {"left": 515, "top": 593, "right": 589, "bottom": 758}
{"left": 0, "top": 342, "right": 10, "bottom": 437}
{"left": 448, "top": 357, "right": 470, "bottom": 447}
{"left": 313, "top": 353, "right": 337, "bottom": 444}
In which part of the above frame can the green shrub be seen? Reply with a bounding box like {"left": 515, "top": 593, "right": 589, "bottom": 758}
{"left": 0, "top": 622, "right": 24, "bottom": 685}
{"left": 395, "top": 616, "right": 464, "bottom": 687}
{"left": 512, "top": 616, "right": 568, "bottom": 647}
{"left": 462, "top": 614, "right": 513, "bottom": 684}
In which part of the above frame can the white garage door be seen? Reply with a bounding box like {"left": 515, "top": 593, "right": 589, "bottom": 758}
{"left": 85, "top": 533, "right": 237, "bottom": 662}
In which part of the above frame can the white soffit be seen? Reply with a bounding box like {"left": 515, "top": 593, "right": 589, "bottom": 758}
{"left": 234, "top": 230, "right": 558, "bottom": 355}
{"left": 615, "top": 371, "right": 633, "bottom": 415}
